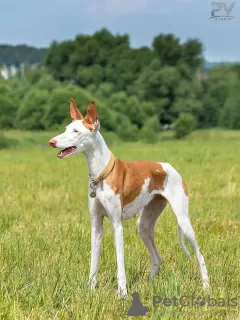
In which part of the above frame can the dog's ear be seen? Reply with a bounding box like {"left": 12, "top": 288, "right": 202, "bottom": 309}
{"left": 70, "top": 98, "right": 84, "bottom": 121}
{"left": 84, "top": 101, "right": 99, "bottom": 131}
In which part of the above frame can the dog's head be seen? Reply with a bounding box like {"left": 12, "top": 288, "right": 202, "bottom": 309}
{"left": 49, "top": 99, "right": 100, "bottom": 159}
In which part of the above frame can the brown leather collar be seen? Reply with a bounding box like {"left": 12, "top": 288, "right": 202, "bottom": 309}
{"left": 91, "top": 152, "right": 115, "bottom": 184}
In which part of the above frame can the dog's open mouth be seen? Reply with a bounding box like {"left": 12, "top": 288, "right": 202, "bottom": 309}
{"left": 57, "top": 146, "right": 77, "bottom": 159}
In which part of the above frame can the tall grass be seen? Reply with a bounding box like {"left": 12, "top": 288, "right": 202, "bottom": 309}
{"left": 0, "top": 130, "right": 239, "bottom": 319}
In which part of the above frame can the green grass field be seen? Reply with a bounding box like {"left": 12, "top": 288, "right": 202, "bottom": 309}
{"left": 0, "top": 130, "right": 239, "bottom": 319}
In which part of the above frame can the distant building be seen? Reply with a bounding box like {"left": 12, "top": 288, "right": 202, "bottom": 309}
{"left": 0, "top": 64, "right": 40, "bottom": 79}
{"left": 0, "top": 64, "right": 18, "bottom": 79}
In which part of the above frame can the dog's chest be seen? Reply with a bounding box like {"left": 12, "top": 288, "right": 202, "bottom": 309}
{"left": 96, "top": 178, "right": 152, "bottom": 220}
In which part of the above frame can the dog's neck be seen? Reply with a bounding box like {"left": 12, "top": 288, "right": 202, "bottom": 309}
{"left": 83, "top": 132, "right": 111, "bottom": 180}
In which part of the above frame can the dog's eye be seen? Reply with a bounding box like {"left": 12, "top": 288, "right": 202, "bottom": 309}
{"left": 73, "top": 129, "right": 79, "bottom": 133}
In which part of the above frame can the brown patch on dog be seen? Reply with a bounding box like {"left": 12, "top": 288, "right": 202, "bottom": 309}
{"left": 82, "top": 120, "right": 93, "bottom": 130}
{"left": 182, "top": 180, "right": 188, "bottom": 196}
{"left": 83, "top": 101, "right": 98, "bottom": 131}
{"left": 106, "top": 159, "right": 167, "bottom": 207}
{"left": 148, "top": 164, "right": 167, "bottom": 193}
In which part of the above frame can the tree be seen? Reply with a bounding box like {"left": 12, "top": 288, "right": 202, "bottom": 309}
{"left": 0, "top": 44, "right": 46, "bottom": 66}
{"left": 43, "top": 85, "right": 93, "bottom": 129}
{"left": 0, "top": 96, "right": 16, "bottom": 128}
{"left": 77, "top": 65, "right": 104, "bottom": 87}
{"left": 34, "top": 73, "right": 60, "bottom": 92}
{"left": 181, "top": 39, "right": 203, "bottom": 71}
{"left": 173, "top": 113, "right": 196, "bottom": 139}
{"left": 0, "top": 80, "right": 20, "bottom": 128}
{"left": 115, "top": 114, "right": 139, "bottom": 141}
{"left": 220, "top": 85, "right": 240, "bottom": 129}
{"left": 94, "top": 82, "right": 114, "bottom": 100}
{"left": 140, "top": 116, "right": 159, "bottom": 143}
{"left": 135, "top": 60, "right": 184, "bottom": 123}
{"left": 200, "top": 68, "right": 236, "bottom": 127}
{"left": 152, "top": 34, "right": 182, "bottom": 66}
{"left": 16, "top": 89, "right": 49, "bottom": 130}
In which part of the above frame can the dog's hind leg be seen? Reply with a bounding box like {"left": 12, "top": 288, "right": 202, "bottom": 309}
{"left": 161, "top": 163, "right": 210, "bottom": 290}
{"left": 138, "top": 196, "right": 167, "bottom": 277}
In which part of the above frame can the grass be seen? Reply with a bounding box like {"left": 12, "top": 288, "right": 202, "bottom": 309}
{"left": 0, "top": 129, "right": 239, "bottom": 319}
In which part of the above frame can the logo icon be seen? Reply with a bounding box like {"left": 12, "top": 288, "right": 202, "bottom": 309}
{"left": 210, "top": 1, "right": 236, "bottom": 20}
{"left": 127, "top": 292, "right": 149, "bottom": 316}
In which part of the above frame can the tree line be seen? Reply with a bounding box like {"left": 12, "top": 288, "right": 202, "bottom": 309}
{"left": 0, "top": 45, "right": 47, "bottom": 67}
{"left": 0, "top": 29, "right": 239, "bottom": 142}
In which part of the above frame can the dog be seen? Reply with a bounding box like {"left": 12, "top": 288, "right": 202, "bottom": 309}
{"left": 49, "top": 99, "right": 209, "bottom": 297}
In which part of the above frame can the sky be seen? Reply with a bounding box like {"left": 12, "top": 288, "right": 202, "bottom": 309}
{"left": 0, "top": 0, "right": 239, "bottom": 62}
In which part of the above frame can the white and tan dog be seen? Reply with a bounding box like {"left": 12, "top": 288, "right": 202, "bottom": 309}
{"left": 49, "top": 99, "right": 209, "bottom": 297}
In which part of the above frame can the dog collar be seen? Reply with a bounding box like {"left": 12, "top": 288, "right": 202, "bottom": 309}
{"left": 89, "top": 152, "right": 115, "bottom": 185}
{"left": 89, "top": 152, "right": 115, "bottom": 198}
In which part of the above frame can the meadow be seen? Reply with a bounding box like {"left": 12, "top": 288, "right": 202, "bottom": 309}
{"left": 0, "top": 129, "right": 239, "bottom": 319}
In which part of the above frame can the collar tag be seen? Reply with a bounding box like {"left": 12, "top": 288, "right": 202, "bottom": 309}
{"left": 89, "top": 181, "right": 97, "bottom": 198}
{"left": 88, "top": 152, "right": 115, "bottom": 198}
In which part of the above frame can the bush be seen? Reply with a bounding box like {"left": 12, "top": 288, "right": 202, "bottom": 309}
{"left": 115, "top": 114, "right": 139, "bottom": 141}
{"left": 140, "top": 116, "right": 159, "bottom": 143}
{"left": 16, "top": 89, "right": 49, "bottom": 130}
{"left": 173, "top": 113, "right": 196, "bottom": 139}
{"left": 0, "top": 94, "right": 18, "bottom": 129}
{"left": 219, "top": 87, "right": 240, "bottom": 129}
{"left": 0, "top": 132, "right": 18, "bottom": 149}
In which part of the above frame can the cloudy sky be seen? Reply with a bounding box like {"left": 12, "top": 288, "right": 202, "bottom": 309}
{"left": 1, "top": 0, "right": 239, "bottom": 61}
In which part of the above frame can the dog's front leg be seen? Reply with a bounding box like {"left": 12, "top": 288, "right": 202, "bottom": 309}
{"left": 112, "top": 220, "right": 127, "bottom": 298}
{"left": 88, "top": 214, "right": 104, "bottom": 290}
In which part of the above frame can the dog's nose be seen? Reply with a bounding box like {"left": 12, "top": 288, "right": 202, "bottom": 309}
{"left": 49, "top": 139, "right": 57, "bottom": 148}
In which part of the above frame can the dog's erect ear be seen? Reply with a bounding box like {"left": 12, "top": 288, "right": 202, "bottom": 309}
{"left": 70, "top": 98, "right": 84, "bottom": 121}
{"left": 84, "top": 101, "right": 99, "bottom": 131}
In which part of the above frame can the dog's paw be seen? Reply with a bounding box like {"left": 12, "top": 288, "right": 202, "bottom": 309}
{"left": 202, "top": 280, "right": 210, "bottom": 290}
{"left": 150, "top": 260, "right": 162, "bottom": 279}
{"left": 118, "top": 287, "right": 128, "bottom": 299}
{"left": 88, "top": 277, "right": 97, "bottom": 290}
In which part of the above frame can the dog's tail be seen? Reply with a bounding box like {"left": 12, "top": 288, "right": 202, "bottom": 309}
{"left": 178, "top": 225, "right": 191, "bottom": 258}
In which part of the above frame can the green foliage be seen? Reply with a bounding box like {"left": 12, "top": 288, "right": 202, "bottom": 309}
{"left": 16, "top": 89, "right": 49, "bottom": 130}
{"left": 140, "top": 116, "right": 159, "bottom": 143}
{"left": 0, "top": 132, "right": 18, "bottom": 149}
{"left": 0, "top": 29, "right": 240, "bottom": 136}
{"left": 200, "top": 68, "right": 238, "bottom": 128}
{"left": 0, "top": 45, "right": 47, "bottom": 66}
{"left": 115, "top": 114, "right": 139, "bottom": 141}
{"left": 173, "top": 113, "right": 196, "bottom": 139}
{"left": 45, "top": 29, "right": 203, "bottom": 94}
{"left": 77, "top": 65, "right": 104, "bottom": 87}
{"left": 220, "top": 85, "right": 240, "bottom": 129}
{"left": 43, "top": 85, "right": 95, "bottom": 129}
{"left": 94, "top": 82, "right": 114, "bottom": 100}
{"left": 0, "top": 96, "right": 16, "bottom": 128}
{"left": 181, "top": 39, "right": 203, "bottom": 70}
{"left": 153, "top": 34, "right": 182, "bottom": 66}
{"left": 0, "top": 80, "right": 18, "bottom": 129}
{"left": 33, "top": 73, "right": 60, "bottom": 92}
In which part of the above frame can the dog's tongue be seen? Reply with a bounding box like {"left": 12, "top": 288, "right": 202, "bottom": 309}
{"left": 57, "top": 146, "right": 76, "bottom": 159}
